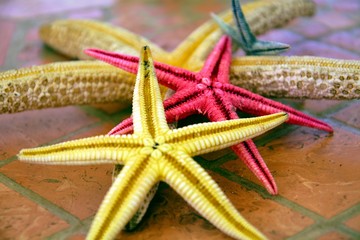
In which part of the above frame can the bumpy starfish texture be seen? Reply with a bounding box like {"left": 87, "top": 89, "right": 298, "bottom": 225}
{"left": 2, "top": 0, "right": 357, "bottom": 115}
{"left": 87, "top": 36, "right": 333, "bottom": 196}
{"left": 1, "top": 56, "right": 359, "bottom": 114}
{"left": 0, "top": 61, "right": 135, "bottom": 113}
{"left": 1, "top": 0, "right": 359, "bottom": 116}
{"left": 212, "top": 0, "right": 289, "bottom": 55}
{"left": 231, "top": 56, "right": 360, "bottom": 99}
{"left": 18, "top": 46, "right": 289, "bottom": 240}
{"left": 39, "top": 0, "right": 314, "bottom": 68}
{"left": 1, "top": 61, "right": 358, "bottom": 116}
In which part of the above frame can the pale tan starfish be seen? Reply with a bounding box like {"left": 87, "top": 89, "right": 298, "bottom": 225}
{"left": 0, "top": 0, "right": 359, "bottom": 115}
{"left": 18, "top": 46, "right": 288, "bottom": 240}
{"left": 38, "top": 0, "right": 316, "bottom": 68}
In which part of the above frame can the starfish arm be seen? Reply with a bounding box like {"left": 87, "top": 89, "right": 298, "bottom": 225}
{"left": 39, "top": 19, "right": 169, "bottom": 62}
{"left": 231, "top": 142, "right": 278, "bottom": 195}
{"left": 174, "top": 0, "right": 315, "bottom": 69}
{"left": 86, "top": 48, "right": 200, "bottom": 90}
{"left": 210, "top": 12, "right": 245, "bottom": 48}
{"left": 211, "top": 12, "right": 289, "bottom": 56}
{"left": 111, "top": 163, "right": 160, "bottom": 231}
{"left": 232, "top": 0, "right": 257, "bottom": 50}
{"left": 18, "top": 135, "right": 143, "bottom": 165}
{"left": 166, "top": 112, "right": 288, "bottom": 156}
{"left": 37, "top": 1, "right": 314, "bottom": 71}
{"left": 231, "top": 56, "right": 360, "bottom": 99}
{"left": 202, "top": 91, "right": 278, "bottom": 195}
{"left": 161, "top": 150, "right": 266, "bottom": 240}
{"left": 108, "top": 88, "right": 204, "bottom": 135}
{"left": 224, "top": 83, "right": 333, "bottom": 132}
{"left": 87, "top": 154, "right": 159, "bottom": 239}
{"left": 131, "top": 46, "right": 170, "bottom": 137}
{"left": 108, "top": 117, "right": 134, "bottom": 135}
{"left": 199, "top": 36, "right": 231, "bottom": 82}
{"left": 124, "top": 183, "right": 160, "bottom": 231}
{"left": 0, "top": 61, "right": 134, "bottom": 114}
{"left": 232, "top": 0, "right": 290, "bottom": 55}
{"left": 250, "top": 41, "right": 290, "bottom": 56}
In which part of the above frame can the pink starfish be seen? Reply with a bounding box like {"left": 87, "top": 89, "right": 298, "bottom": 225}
{"left": 86, "top": 36, "right": 332, "bottom": 195}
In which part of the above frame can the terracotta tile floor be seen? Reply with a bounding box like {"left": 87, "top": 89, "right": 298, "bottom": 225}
{"left": 0, "top": 0, "right": 359, "bottom": 239}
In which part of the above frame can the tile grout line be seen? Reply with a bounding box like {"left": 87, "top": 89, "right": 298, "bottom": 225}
{"left": 0, "top": 155, "right": 17, "bottom": 168}
{"left": 328, "top": 117, "right": 360, "bottom": 135}
{"left": 0, "top": 172, "right": 81, "bottom": 225}
{"left": 47, "top": 216, "right": 93, "bottom": 240}
{"left": 287, "top": 202, "right": 360, "bottom": 240}
{"left": 0, "top": 120, "right": 108, "bottom": 169}
{"left": 208, "top": 166, "right": 325, "bottom": 221}
{"left": 338, "top": 224, "right": 360, "bottom": 239}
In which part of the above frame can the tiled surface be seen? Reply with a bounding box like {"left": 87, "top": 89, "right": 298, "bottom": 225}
{"left": 0, "top": 0, "right": 359, "bottom": 239}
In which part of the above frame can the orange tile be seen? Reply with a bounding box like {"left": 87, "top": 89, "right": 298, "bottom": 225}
{"left": 113, "top": 169, "right": 313, "bottom": 240}
{"left": 255, "top": 127, "right": 360, "bottom": 218}
{"left": 346, "top": 213, "right": 360, "bottom": 231}
{"left": 0, "top": 107, "right": 99, "bottom": 159}
{"left": 0, "top": 183, "right": 68, "bottom": 239}
{"left": 111, "top": 0, "right": 227, "bottom": 51}
{"left": 332, "top": 102, "right": 360, "bottom": 129}
{"left": 0, "top": 0, "right": 360, "bottom": 239}
{"left": 1, "top": 123, "right": 115, "bottom": 220}
{"left": 317, "top": 231, "right": 352, "bottom": 240}
{"left": 116, "top": 184, "right": 233, "bottom": 240}
{"left": 67, "top": 233, "right": 86, "bottom": 240}
{"left": 209, "top": 170, "right": 314, "bottom": 239}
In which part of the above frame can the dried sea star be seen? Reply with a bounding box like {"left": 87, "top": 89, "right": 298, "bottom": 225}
{"left": 87, "top": 36, "right": 333, "bottom": 196}
{"left": 18, "top": 45, "right": 288, "bottom": 240}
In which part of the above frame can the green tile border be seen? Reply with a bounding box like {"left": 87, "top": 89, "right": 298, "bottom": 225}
{"left": 288, "top": 203, "right": 360, "bottom": 240}
{"left": 0, "top": 173, "right": 80, "bottom": 225}
{"left": 47, "top": 216, "right": 93, "bottom": 240}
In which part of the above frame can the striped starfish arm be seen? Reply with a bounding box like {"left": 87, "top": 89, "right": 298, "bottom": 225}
{"left": 111, "top": 164, "right": 159, "bottom": 231}
{"left": 124, "top": 182, "right": 160, "bottom": 231}
{"left": 40, "top": 20, "right": 169, "bottom": 62}
{"left": 224, "top": 83, "right": 333, "bottom": 132}
{"left": 107, "top": 87, "right": 204, "bottom": 136}
{"left": 211, "top": 0, "right": 290, "bottom": 55}
{"left": 231, "top": 141, "right": 278, "bottom": 194}
{"left": 18, "top": 135, "right": 143, "bottom": 165}
{"left": 86, "top": 48, "right": 199, "bottom": 90}
{"left": 131, "top": 46, "right": 170, "bottom": 137}
{"left": 87, "top": 154, "right": 160, "bottom": 239}
{"left": 231, "top": 56, "right": 360, "bottom": 99}
{"left": 0, "top": 61, "right": 134, "bottom": 114}
{"left": 166, "top": 112, "right": 288, "bottom": 156}
{"left": 161, "top": 150, "right": 266, "bottom": 240}
{"left": 175, "top": 0, "right": 315, "bottom": 69}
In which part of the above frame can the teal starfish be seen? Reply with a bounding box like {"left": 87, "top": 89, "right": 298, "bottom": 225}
{"left": 212, "top": 0, "right": 290, "bottom": 55}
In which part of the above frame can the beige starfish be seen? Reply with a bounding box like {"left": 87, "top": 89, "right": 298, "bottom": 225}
{"left": 18, "top": 46, "right": 288, "bottom": 240}
{"left": 5, "top": 0, "right": 358, "bottom": 115}
{"left": 38, "top": 0, "right": 316, "bottom": 68}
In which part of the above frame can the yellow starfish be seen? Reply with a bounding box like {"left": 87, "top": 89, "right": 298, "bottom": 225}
{"left": 18, "top": 46, "right": 288, "bottom": 240}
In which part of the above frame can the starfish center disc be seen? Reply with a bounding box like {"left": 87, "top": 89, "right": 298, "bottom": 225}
{"left": 152, "top": 142, "right": 160, "bottom": 149}
{"left": 196, "top": 78, "right": 224, "bottom": 96}
{"left": 142, "top": 136, "right": 172, "bottom": 158}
